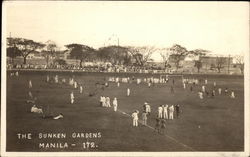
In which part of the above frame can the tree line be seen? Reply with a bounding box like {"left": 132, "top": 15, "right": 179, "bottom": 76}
{"left": 7, "top": 37, "right": 244, "bottom": 74}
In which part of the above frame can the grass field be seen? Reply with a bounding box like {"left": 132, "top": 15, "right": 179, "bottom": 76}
{"left": 6, "top": 71, "right": 244, "bottom": 152}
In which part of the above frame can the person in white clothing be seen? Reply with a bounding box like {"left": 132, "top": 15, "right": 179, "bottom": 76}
{"left": 113, "top": 97, "right": 118, "bottom": 112}
{"left": 198, "top": 91, "right": 203, "bottom": 99}
{"left": 202, "top": 85, "right": 206, "bottom": 93}
{"left": 145, "top": 103, "right": 151, "bottom": 115}
{"left": 163, "top": 104, "right": 168, "bottom": 119}
{"left": 231, "top": 91, "right": 235, "bottom": 98}
{"left": 127, "top": 88, "right": 130, "bottom": 96}
{"left": 106, "top": 97, "right": 111, "bottom": 107}
{"left": 218, "top": 88, "right": 222, "bottom": 95}
{"left": 158, "top": 105, "right": 163, "bottom": 119}
{"left": 132, "top": 110, "right": 139, "bottom": 127}
{"left": 79, "top": 85, "right": 83, "bottom": 94}
{"left": 70, "top": 92, "right": 74, "bottom": 104}
{"left": 169, "top": 105, "right": 174, "bottom": 120}
{"left": 29, "top": 80, "right": 32, "bottom": 88}
{"left": 74, "top": 81, "right": 78, "bottom": 89}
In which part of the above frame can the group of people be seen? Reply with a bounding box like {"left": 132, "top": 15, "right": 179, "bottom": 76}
{"left": 100, "top": 96, "right": 118, "bottom": 112}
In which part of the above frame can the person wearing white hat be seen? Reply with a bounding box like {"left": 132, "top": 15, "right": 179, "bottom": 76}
{"left": 113, "top": 97, "right": 118, "bottom": 112}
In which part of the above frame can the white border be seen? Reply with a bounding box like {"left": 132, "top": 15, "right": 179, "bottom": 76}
{"left": 1, "top": 1, "right": 249, "bottom": 157}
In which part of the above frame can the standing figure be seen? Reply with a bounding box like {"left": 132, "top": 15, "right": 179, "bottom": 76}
{"left": 213, "top": 82, "right": 217, "bottom": 87}
{"left": 117, "top": 82, "right": 120, "bottom": 87}
{"left": 202, "top": 85, "right": 206, "bottom": 93}
{"left": 158, "top": 105, "right": 163, "bottom": 119}
{"left": 29, "top": 80, "right": 32, "bottom": 88}
{"left": 160, "top": 120, "right": 166, "bottom": 134}
{"left": 205, "top": 79, "right": 208, "bottom": 84}
{"left": 163, "top": 104, "right": 168, "bottom": 119}
{"left": 142, "top": 111, "right": 148, "bottom": 126}
{"left": 46, "top": 75, "right": 50, "bottom": 82}
{"left": 155, "top": 118, "right": 161, "bottom": 133}
{"left": 106, "top": 97, "right": 111, "bottom": 107}
{"left": 145, "top": 103, "right": 151, "bottom": 115}
{"left": 170, "top": 86, "right": 174, "bottom": 93}
{"left": 127, "top": 88, "right": 130, "bottom": 96}
{"left": 132, "top": 110, "right": 139, "bottom": 127}
{"left": 113, "top": 97, "right": 118, "bottom": 111}
{"left": 218, "top": 88, "right": 222, "bottom": 95}
{"left": 175, "top": 105, "right": 180, "bottom": 118}
{"left": 70, "top": 92, "right": 74, "bottom": 104}
{"left": 79, "top": 85, "right": 83, "bottom": 94}
{"left": 169, "top": 105, "right": 174, "bottom": 120}
{"left": 74, "top": 81, "right": 78, "bottom": 89}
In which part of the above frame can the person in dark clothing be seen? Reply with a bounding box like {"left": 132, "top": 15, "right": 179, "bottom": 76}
{"left": 155, "top": 118, "right": 161, "bottom": 133}
{"left": 160, "top": 120, "right": 166, "bottom": 134}
{"left": 170, "top": 86, "right": 174, "bottom": 93}
{"left": 175, "top": 105, "right": 180, "bottom": 118}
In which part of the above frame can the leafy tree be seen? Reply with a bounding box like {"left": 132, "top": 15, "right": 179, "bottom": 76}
{"left": 189, "top": 49, "right": 210, "bottom": 73}
{"left": 65, "top": 43, "right": 95, "bottom": 68}
{"left": 97, "top": 46, "right": 131, "bottom": 65}
{"left": 194, "top": 61, "right": 202, "bottom": 73}
{"left": 159, "top": 48, "right": 172, "bottom": 69}
{"left": 169, "top": 44, "right": 188, "bottom": 70}
{"left": 215, "top": 57, "right": 225, "bottom": 73}
{"left": 7, "top": 46, "right": 21, "bottom": 64}
{"left": 54, "top": 59, "right": 67, "bottom": 65}
{"left": 7, "top": 37, "right": 45, "bottom": 64}
{"left": 42, "top": 40, "right": 57, "bottom": 66}
{"left": 127, "top": 46, "right": 156, "bottom": 66}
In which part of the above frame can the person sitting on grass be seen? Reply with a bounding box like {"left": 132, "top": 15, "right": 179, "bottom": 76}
{"left": 230, "top": 91, "right": 235, "bottom": 98}
{"left": 31, "top": 105, "right": 43, "bottom": 114}
{"left": 53, "top": 113, "right": 64, "bottom": 120}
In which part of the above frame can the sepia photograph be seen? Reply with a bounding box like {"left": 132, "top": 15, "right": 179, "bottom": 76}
{"left": 1, "top": 1, "right": 249, "bottom": 157}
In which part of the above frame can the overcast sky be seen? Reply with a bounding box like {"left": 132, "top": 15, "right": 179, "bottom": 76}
{"left": 4, "top": 1, "right": 249, "bottom": 60}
